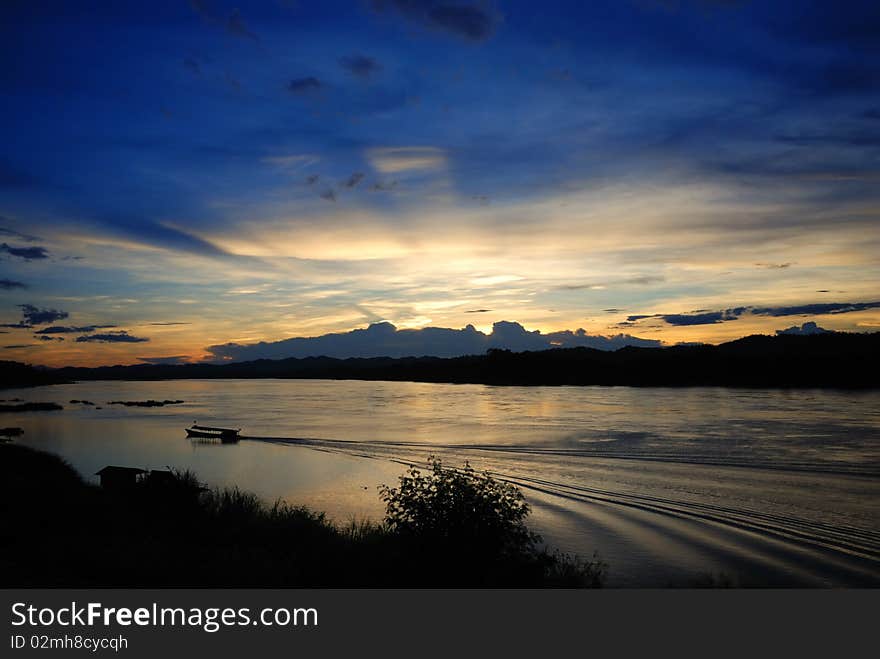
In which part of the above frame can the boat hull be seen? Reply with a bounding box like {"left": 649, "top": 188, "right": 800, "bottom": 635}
{"left": 186, "top": 428, "right": 240, "bottom": 442}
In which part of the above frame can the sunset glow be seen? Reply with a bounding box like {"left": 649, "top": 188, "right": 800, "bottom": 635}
{"left": 2, "top": 1, "right": 878, "bottom": 366}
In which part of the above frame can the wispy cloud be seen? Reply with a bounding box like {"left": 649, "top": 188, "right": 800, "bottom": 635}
{"left": 262, "top": 154, "right": 319, "bottom": 170}
{"left": 183, "top": 56, "right": 201, "bottom": 76}
{"left": 372, "top": 1, "right": 499, "bottom": 41}
{"left": 1, "top": 243, "right": 49, "bottom": 260}
{"left": 0, "top": 279, "right": 26, "bottom": 290}
{"left": 367, "top": 147, "right": 446, "bottom": 173}
{"left": 190, "top": 1, "right": 258, "bottom": 41}
{"left": 288, "top": 77, "right": 322, "bottom": 94}
{"left": 343, "top": 172, "right": 365, "bottom": 188}
{"left": 558, "top": 275, "right": 665, "bottom": 291}
{"left": 76, "top": 331, "right": 149, "bottom": 343}
{"left": 0, "top": 225, "right": 39, "bottom": 242}
{"left": 339, "top": 54, "right": 382, "bottom": 79}
{"left": 227, "top": 9, "right": 258, "bottom": 41}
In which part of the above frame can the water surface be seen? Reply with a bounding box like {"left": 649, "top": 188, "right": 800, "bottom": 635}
{"left": 5, "top": 379, "right": 879, "bottom": 586}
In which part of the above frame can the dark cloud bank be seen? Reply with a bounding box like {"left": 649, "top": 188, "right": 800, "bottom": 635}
{"left": 628, "top": 301, "right": 880, "bottom": 326}
{"left": 34, "top": 325, "right": 116, "bottom": 334}
{"left": 1, "top": 243, "right": 49, "bottom": 260}
{"left": 1, "top": 305, "right": 69, "bottom": 328}
{"left": 76, "top": 331, "right": 149, "bottom": 344}
{"left": 206, "top": 321, "right": 660, "bottom": 362}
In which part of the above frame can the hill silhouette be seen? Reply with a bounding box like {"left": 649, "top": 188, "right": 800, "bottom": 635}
{"left": 0, "top": 331, "right": 870, "bottom": 389}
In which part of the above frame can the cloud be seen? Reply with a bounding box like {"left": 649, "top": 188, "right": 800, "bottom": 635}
{"left": 558, "top": 275, "right": 665, "bottom": 291}
{"left": 776, "top": 322, "right": 832, "bottom": 336}
{"left": 367, "top": 146, "right": 446, "bottom": 173}
{"left": 37, "top": 335, "right": 64, "bottom": 342}
{"left": 148, "top": 322, "right": 191, "bottom": 326}
{"left": 183, "top": 57, "right": 201, "bottom": 76}
{"left": 0, "top": 226, "right": 39, "bottom": 242}
{"left": 756, "top": 262, "right": 791, "bottom": 269}
{"left": 34, "top": 325, "right": 116, "bottom": 334}
{"left": 626, "top": 301, "right": 880, "bottom": 326}
{"left": 137, "top": 355, "right": 190, "bottom": 365}
{"left": 0, "top": 279, "right": 26, "bottom": 290}
{"left": 262, "top": 154, "right": 319, "bottom": 170}
{"left": 227, "top": 9, "right": 258, "bottom": 41}
{"left": 370, "top": 180, "right": 398, "bottom": 191}
{"left": 75, "top": 331, "right": 149, "bottom": 343}
{"left": 340, "top": 55, "right": 382, "bottom": 79}
{"left": 205, "top": 320, "right": 660, "bottom": 362}
{"left": 320, "top": 189, "right": 336, "bottom": 202}
{"left": 3, "top": 344, "right": 34, "bottom": 349}
{"left": 751, "top": 302, "right": 880, "bottom": 317}
{"left": 343, "top": 172, "right": 365, "bottom": 188}
{"left": 372, "top": 1, "right": 498, "bottom": 41}
{"left": 17, "top": 305, "right": 69, "bottom": 326}
{"left": 659, "top": 310, "right": 743, "bottom": 326}
{"left": 190, "top": 1, "right": 258, "bottom": 41}
{"left": 1, "top": 243, "right": 49, "bottom": 260}
{"left": 465, "top": 309, "right": 491, "bottom": 313}
{"left": 288, "top": 77, "right": 322, "bottom": 94}
{"left": 428, "top": 4, "right": 496, "bottom": 40}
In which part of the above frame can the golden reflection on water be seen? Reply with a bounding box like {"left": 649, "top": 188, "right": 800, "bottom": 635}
{"left": 5, "top": 379, "right": 880, "bottom": 585}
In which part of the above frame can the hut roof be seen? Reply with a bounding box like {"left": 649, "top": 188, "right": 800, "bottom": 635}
{"left": 95, "top": 466, "right": 147, "bottom": 476}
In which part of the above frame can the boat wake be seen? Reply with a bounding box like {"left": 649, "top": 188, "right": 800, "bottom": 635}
{"left": 244, "top": 433, "right": 880, "bottom": 586}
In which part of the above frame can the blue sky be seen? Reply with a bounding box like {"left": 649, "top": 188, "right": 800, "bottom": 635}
{"left": 1, "top": 0, "right": 878, "bottom": 365}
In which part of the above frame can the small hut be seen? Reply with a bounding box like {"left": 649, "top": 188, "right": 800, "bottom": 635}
{"left": 95, "top": 466, "right": 146, "bottom": 489}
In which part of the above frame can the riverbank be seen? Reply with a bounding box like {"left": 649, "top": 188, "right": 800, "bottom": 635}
{"left": 5, "top": 332, "right": 879, "bottom": 389}
{"left": 0, "top": 443, "right": 603, "bottom": 588}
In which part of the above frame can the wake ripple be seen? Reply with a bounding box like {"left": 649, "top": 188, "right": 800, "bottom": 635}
{"left": 243, "top": 434, "right": 880, "bottom": 576}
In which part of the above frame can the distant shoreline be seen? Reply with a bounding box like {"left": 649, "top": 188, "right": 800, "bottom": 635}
{"left": 4, "top": 331, "right": 879, "bottom": 390}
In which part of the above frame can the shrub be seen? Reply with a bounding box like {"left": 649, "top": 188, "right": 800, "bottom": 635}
{"left": 379, "top": 456, "right": 605, "bottom": 586}
{"left": 380, "top": 456, "right": 536, "bottom": 557}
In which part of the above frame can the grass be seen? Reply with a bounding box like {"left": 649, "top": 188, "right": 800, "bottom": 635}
{"left": 0, "top": 444, "right": 604, "bottom": 588}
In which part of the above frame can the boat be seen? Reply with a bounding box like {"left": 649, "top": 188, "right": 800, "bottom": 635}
{"left": 1, "top": 427, "right": 23, "bottom": 442}
{"left": 185, "top": 423, "right": 241, "bottom": 442}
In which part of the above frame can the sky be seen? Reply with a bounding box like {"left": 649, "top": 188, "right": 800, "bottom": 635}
{"left": 1, "top": 0, "right": 878, "bottom": 366}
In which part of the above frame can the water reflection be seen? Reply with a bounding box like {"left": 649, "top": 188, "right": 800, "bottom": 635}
{"left": 4, "top": 379, "right": 879, "bottom": 585}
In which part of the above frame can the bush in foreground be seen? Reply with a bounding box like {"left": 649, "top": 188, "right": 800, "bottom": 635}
{"left": 380, "top": 456, "right": 605, "bottom": 586}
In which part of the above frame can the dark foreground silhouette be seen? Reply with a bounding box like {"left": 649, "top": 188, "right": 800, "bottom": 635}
{"left": 0, "top": 444, "right": 603, "bottom": 588}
